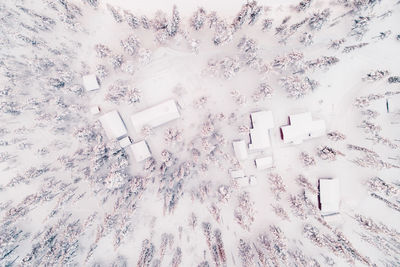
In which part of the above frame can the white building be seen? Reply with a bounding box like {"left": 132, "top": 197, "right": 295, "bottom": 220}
{"left": 281, "top": 112, "right": 326, "bottom": 144}
{"left": 130, "top": 140, "right": 151, "bottom": 162}
{"left": 232, "top": 140, "right": 248, "bottom": 160}
{"left": 131, "top": 100, "right": 180, "bottom": 133}
{"left": 249, "top": 110, "right": 274, "bottom": 150}
{"left": 82, "top": 74, "right": 100, "bottom": 91}
{"left": 98, "top": 111, "right": 127, "bottom": 140}
{"left": 386, "top": 95, "right": 400, "bottom": 114}
{"left": 255, "top": 156, "right": 273, "bottom": 170}
{"left": 319, "top": 178, "right": 340, "bottom": 215}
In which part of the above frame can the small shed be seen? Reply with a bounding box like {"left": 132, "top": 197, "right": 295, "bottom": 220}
{"left": 82, "top": 74, "right": 100, "bottom": 91}
{"left": 319, "top": 178, "right": 340, "bottom": 215}
{"left": 98, "top": 111, "right": 127, "bottom": 140}
{"left": 130, "top": 140, "right": 151, "bottom": 162}
{"left": 131, "top": 100, "right": 180, "bottom": 133}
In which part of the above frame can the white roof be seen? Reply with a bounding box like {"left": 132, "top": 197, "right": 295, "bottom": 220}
{"left": 130, "top": 141, "right": 151, "bottom": 162}
{"left": 387, "top": 96, "right": 400, "bottom": 113}
{"left": 232, "top": 140, "right": 248, "bottom": 160}
{"left": 255, "top": 156, "right": 273, "bottom": 170}
{"left": 249, "top": 129, "right": 271, "bottom": 150}
{"left": 98, "top": 111, "right": 127, "bottom": 140}
{"left": 281, "top": 112, "right": 326, "bottom": 144}
{"left": 250, "top": 111, "right": 274, "bottom": 130}
{"left": 118, "top": 136, "right": 132, "bottom": 148}
{"left": 131, "top": 100, "right": 180, "bottom": 133}
{"left": 82, "top": 74, "right": 100, "bottom": 91}
{"left": 319, "top": 178, "right": 340, "bottom": 214}
{"left": 249, "top": 110, "right": 274, "bottom": 150}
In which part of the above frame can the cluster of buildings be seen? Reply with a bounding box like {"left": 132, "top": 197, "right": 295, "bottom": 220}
{"left": 230, "top": 110, "right": 326, "bottom": 186}
{"left": 230, "top": 109, "right": 340, "bottom": 216}
{"left": 84, "top": 74, "right": 341, "bottom": 216}
{"left": 83, "top": 74, "right": 180, "bottom": 163}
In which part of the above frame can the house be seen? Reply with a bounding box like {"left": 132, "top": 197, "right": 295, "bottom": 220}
{"left": 249, "top": 110, "right": 274, "bottom": 150}
{"left": 232, "top": 140, "right": 248, "bottom": 160}
{"left": 131, "top": 99, "right": 180, "bottom": 133}
{"left": 119, "top": 136, "right": 132, "bottom": 148}
{"left": 130, "top": 140, "right": 151, "bottom": 162}
{"left": 386, "top": 95, "right": 400, "bottom": 114}
{"left": 319, "top": 178, "right": 340, "bottom": 215}
{"left": 82, "top": 74, "right": 100, "bottom": 91}
{"left": 281, "top": 112, "right": 326, "bottom": 144}
{"left": 98, "top": 111, "right": 127, "bottom": 140}
{"left": 255, "top": 156, "right": 273, "bottom": 170}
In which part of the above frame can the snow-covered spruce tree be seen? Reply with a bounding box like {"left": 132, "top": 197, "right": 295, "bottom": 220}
{"left": 252, "top": 82, "right": 273, "bottom": 102}
{"left": 168, "top": 5, "right": 180, "bottom": 37}
{"left": 308, "top": 9, "right": 330, "bottom": 31}
{"left": 137, "top": 239, "right": 154, "bottom": 267}
{"left": 237, "top": 36, "right": 260, "bottom": 68}
{"left": 268, "top": 173, "right": 286, "bottom": 200}
{"left": 120, "top": 35, "right": 141, "bottom": 56}
{"left": 261, "top": 18, "right": 273, "bottom": 31}
{"left": 299, "top": 152, "right": 316, "bottom": 167}
{"left": 316, "top": 145, "right": 344, "bottom": 161}
{"left": 107, "top": 4, "right": 123, "bottom": 23}
{"left": 280, "top": 75, "right": 319, "bottom": 98}
{"left": 105, "top": 80, "right": 141, "bottom": 105}
{"left": 238, "top": 239, "right": 255, "bottom": 266}
{"left": 190, "top": 8, "right": 207, "bottom": 31}
{"left": 94, "top": 44, "right": 112, "bottom": 58}
{"left": 234, "top": 192, "right": 255, "bottom": 230}
{"left": 124, "top": 10, "right": 140, "bottom": 29}
{"left": 326, "top": 131, "right": 346, "bottom": 141}
{"left": 295, "top": 0, "right": 312, "bottom": 12}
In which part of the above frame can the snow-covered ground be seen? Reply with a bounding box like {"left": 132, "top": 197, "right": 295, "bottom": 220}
{"left": 0, "top": 0, "right": 400, "bottom": 266}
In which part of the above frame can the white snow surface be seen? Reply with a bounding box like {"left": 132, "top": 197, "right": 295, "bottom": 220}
{"left": 0, "top": 0, "right": 400, "bottom": 266}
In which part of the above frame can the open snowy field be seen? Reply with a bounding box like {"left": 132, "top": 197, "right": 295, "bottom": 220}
{"left": 0, "top": 0, "right": 400, "bottom": 266}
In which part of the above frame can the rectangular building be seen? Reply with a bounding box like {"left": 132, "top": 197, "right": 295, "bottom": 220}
{"left": 98, "top": 110, "right": 127, "bottom": 140}
{"left": 83, "top": 74, "right": 100, "bottom": 91}
{"left": 387, "top": 95, "right": 400, "bottom": 114}
{"left": 130, "top": 140, "right": 151, "bottom": 162}
{"left": 249, "top": 110, "right": 274, "bottom": 150}
{"left": 281, "top": 112, "right": 326, "bottom": 144}
{"left": 319, "top": 178, "right": 340, "bottom": 215}
{"left": 255, "top": 156, "right": 273, "bottom": 170}
{"left": 232, "top": 140, "right": 248, "bottom": 160}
